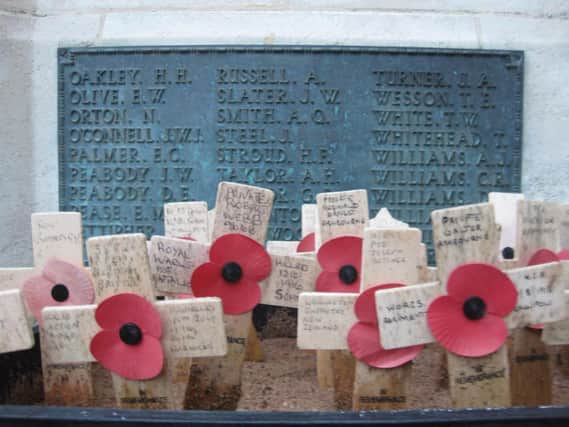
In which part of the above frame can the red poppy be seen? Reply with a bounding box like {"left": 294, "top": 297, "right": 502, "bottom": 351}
{"left": 559, "top": 250, "right": 569, "bottom": 260}
{"left": 316, "top": 236, "right": 363, "bottom": 293}
{"left": 191, "top": 233, "right": 271, "bottom": 314}
{"left": 297, "top": 233, "right": 315, "bottom": 252}
{"left": 527, "top": 248, "right": 561, "bottom": 330}
{"left": 347, "top": 284, "right": 423, "bottom": 368}
{"left": 427, "top": 263, "right": 517, "bottom": 357}
{"left": 90, "top": 293, "right": 164, "bottom": 380}
{"left": 22, "top": 258, "right": 94, "bottom": 326}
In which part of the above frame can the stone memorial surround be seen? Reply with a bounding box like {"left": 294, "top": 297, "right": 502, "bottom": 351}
{"left": 1, "top": 0, "right": 568, "bottom": 266}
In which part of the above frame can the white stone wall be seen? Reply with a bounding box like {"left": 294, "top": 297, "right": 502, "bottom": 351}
{"left": 1, "top": 1, "right": 568, "bottom": 266}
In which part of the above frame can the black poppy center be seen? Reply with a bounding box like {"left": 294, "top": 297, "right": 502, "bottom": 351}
{"left": 339, "top": 265, "right": 358, "bottom": 285}
{"left": 463, "top": 296, "right": 487, "bottom": 320}
{"left": 502, "top": 246, "right": 515, "bottom": 260}
{"left": 222, "top": 262, "right": 243, "bottom": 283}
{"left": 119, "top": 323, "right": 142, "bottom": 346}
{"left": 51, "top": 284, "right": 69, "bottom": 302}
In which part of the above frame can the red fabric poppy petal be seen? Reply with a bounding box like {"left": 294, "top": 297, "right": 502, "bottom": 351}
{"left": 297, "top": 233, "right": 316, "bottom": 253}
{"left": 90, "top": 330, "right": 164, "bottom": 380}
{"left": 528, "top": 249, "right": 560, "bottom": 265}
{"left": 191, "top": 263, "right": 260, "bottom": 314}
{"left": 447, "top": 263, "right": 517, "bottom": 317}
{"left": 209, "top": 234, "right": 271, "bottom": 281}
{"left": 427, "top": 296, "right": 508, "bottom": 357}
{"left": 558, "top": 250, "right": 569, "bottom": 260}
{"left": 317, "top": 236, "right": 363, "bottom": 272}
{"left": 22, "top": 275, "right": 56, "bottom": 326}
{"left": 354, "top": 283, "right": 405, "bottom": 323}
{"left": 191, "top": 262, "right": 224, "bottom": 297}
{"left": 42, "top": 258, "right": 95, "bottom": 305}
{"left": 95, "top": 293, "right": 162, "bottom": 338}
{"left": 347, "top": 322, "right": 422, "bottom": 368}
{"left": 316, "top": 270, "right": 360, "bottom": 293}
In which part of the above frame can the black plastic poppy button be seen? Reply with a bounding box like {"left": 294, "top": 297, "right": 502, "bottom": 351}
{"left": 463, "top": 296, "right": 486, "bottom": 320}
{"left": 339, "top": 265, "right": 358, "bottom": 285}
{"left": 222, "top": 262, "right": 243, "bottom": 283}
{"left": 51, "top": 283, "right": 69, "bottom": 302}
{"left": 119, "top": 323, "right": 142, "bottom": 346}
{"left": 502, "top": 246, "right": 515, "bottom": 260}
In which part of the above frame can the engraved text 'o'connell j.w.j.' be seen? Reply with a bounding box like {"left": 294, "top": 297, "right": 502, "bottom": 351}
{"left": 58, "top": 46, "right": 523, "bottom": 258}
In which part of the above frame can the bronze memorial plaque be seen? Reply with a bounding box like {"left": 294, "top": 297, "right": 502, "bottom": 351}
{"left": 58, "top": 46, "right": 523, "bottom": 259}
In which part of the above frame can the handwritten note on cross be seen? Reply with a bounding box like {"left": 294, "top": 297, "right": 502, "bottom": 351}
{"left": 148, "top": 236, "right": 209, "bottom": 295}
{"left": 316, "top": 189, "right": 368, "bottom": 246}
{"left": 516, "top": 200, "right": 560, "bottom": 266}
{"left": 163, "top": 201, "right": 209, "bottom": 243}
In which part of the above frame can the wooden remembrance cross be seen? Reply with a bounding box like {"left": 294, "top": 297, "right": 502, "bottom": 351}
{"left": 41, "top": 233, "right": 227, "bottom": 410}
{"left": 19, "top": 212, "right": 103, "bottom": 406}
{"left": 297, "top": 225, "right": 427, "bottom": 410}
{"left": 184, "top": 181, "right": 275, "bottom": 410}
{"left": 373, "top": 203, "right": 566, "bottom": 408}
{"left": 507, "top": 199, "right": 562, "bottom": 406}
{"left": 297, "top": 189, "right": 368, "bottom": 407}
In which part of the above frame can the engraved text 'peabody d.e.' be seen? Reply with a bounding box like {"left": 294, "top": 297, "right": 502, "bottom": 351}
{"left": 58, "top": 46, "right": 523, "bottom": 259}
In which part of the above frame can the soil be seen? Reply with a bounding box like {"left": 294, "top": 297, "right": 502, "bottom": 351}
{"left": 3, "top": 336, "right": 569, "bottom": 411}
{"left": 238, "top": 338, "right": 569, "bottom": 411}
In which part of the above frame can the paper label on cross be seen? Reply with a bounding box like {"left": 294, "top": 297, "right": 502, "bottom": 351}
{"left": 302, "top": 204, "right": 317, "bottom": 237}
{"left": 431, "top": 203, "right": 499, "bottom": 282}
{"left": 32, "top": 212, "right": 83, "bottom": 267}
{"left": 297, "top": 292, "right": 358, "bottom": 350}
{"left": 148, "top": 236, "right": 210, "bottom": 294}
{"left": 260, "top": 253, "right": 320, "bottom": 308}
{"left": 0, "top": 267, "right": 36, "bottom": 292}
{"left": 369, "top": 208, "right": 409, "bottom": 229}
{"left": 375, "top": 282, "right": 441, "bottom": 349}
{"left": 265, "top": 241, "right": 300, "bottom": 256}
{"left": 0, "top": 289, "right": 34, "bottom": 353}
{"left": 316, "top": 190, "right": 368, "bottom": 245}
{"left": 41, "top": 305, "right": 98, "bottom": 365}
{"left": 361, "top": 228, "right": 422, "bottom": 291}
{"left": 516, "top": 200, "right": 560, "bottom": 266}
{"left": 212, "top": 182, "right": 274, "bottom": 244}
{"left": 489, "top": 192, "right": 524, "bottom": 258}
{"left": 87, "top": 234, "right": 155, "bottom": 301}
{"left": 505, "top": 261, "right": 566, "bottom": 328}
{"left": 164, "top": 202, "right": 209, "bottom": 243}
